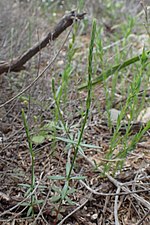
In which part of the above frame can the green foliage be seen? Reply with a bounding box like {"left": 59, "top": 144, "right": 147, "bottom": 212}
{"left": 20, "top": 2, "right": 150, "bottom": 220}
{"left": 21, "top": 109, "right": 36, "bottom": 216}
{"left": 78, "top": 50, "right": 150, "bottom": 90}
{"left": 45, "top": 20, "right": 97, "bottom": 222}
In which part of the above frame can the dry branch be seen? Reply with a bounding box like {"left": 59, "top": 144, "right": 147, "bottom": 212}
{"left": 0, "top": 11, "right": 86, "bottom": 75}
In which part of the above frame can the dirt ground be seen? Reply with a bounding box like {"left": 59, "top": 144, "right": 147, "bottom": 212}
{"left": 0, "top": 1, "right": 150, "bottom": 224}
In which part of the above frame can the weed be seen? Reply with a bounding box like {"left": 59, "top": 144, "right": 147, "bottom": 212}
{"left": 21, "top": 109, "right": 36, "bottom": 216}
{"left": 47, "top": 19, "right": 96, "bottom": 224}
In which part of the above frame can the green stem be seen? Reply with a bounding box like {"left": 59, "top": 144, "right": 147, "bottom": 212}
{"left": 78, "top": 50, "right": 150, "bottom": 90}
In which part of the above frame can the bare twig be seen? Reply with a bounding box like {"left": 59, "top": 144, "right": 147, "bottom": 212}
{"left": 79, "top": 179, "right": 150, "bottom": 197}
{"left": 136, "top": 209, "right": 150, "bottom": 225}
{"left": 0, "top": 11, "right": 86, "bottom": 75}
{"left": 0, "top": 25, "right": 72, "bottom": 108}
{"left": 57, "top": 194, "right": 91, "bottom": 225}
{"left": 114, "top": 186, "right": 121, "bottom": 225}
{"left": 80, "top": 151, "right": 150, "bottom": 209}
{"left": 0, "top": 172, "right": 44, "bottom": 217}
{"left": 33, "top": 188, "right": 51, "bottom": 225}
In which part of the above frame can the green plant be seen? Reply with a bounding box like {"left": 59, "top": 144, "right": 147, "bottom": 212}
{"left": 16, "top": 2, "right": 150, "bottom": 222}
{"left": 47, "top": 19, "right": 96, "bottom": 224}
{"left": 78, "top": 49, "right": 150, "bottom": 90}
{"left": 21, "top": 109, "right": 36, "bottom": 216}
{"left": 103, "top": 48, "right": 150, "bottom": 173}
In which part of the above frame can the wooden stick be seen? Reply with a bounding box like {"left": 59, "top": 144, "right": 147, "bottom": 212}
{"left": 0, "top": 11, "right": 86, "bottom": 75}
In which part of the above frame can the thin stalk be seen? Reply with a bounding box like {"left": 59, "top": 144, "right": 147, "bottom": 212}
{"left": 67, "top": 19, "right": 96, "bottom": 179}
{"left": 22, "top": 109, "right": 35, "bottom": 215}
{"left": 78, "top": 50, "right": 150, "bottom": 90}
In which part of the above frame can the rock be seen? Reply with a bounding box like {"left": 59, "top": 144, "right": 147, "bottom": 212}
{"left": 91, "top": 213, "right": 98, "bottom": 221}
{"left": 137, "top": 107, "right": 150, "bottom": 124}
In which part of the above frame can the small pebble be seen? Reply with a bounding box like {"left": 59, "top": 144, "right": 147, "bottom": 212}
{"left": 91, "top": 213, "right": 98, "bottom": 220}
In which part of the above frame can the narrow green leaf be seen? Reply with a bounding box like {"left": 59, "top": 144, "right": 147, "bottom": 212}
{"left": 18, "top": 183, "right": 31, "bottom": 188}
{"left": 55, "top": 136, "right": 101, "bottom": 149}
{"left": 34, "top": 199, "right": 44, "bottom": 204}
{"left": 66, "top": 162, "right": 71, "bottom": 177}
{"left": 141, "top": 47, "right": 149, "bottom": 64}
{"left": 70, "top": 176, "right": 86, "bottom": 180}
{"left": 37, "top": 185, "right": 47, "bottom": 190}
{"left": 32, "top": 135, "right": 45, "bottom": 144}
{"left": 20, "top": 202, "right": 30, "bottom": 206}
{"left": 67, "top": 188, "right": 76, "bottom": 194}
{"left": 22, "top": 109, "right": 33, "bottom": 154}
{"left": 50, "top": 195, "right": 61, "bottom": 203}
{"left": 48, "top": 175, "right": 65, "bottom": 180}
{"left": 65, "top": 196, "right": 76, "bottom": 205}
{"left": 61, "top": 181, "right": 69, "bottom": 200}
{"left": 51, "top": 185, "right": 62, "bottom": 194}
{"left": 27, "top": 206, "right": 33, "bottom": 217}
{"left": 78, "top": 146, "right": 84, "bottom": 154}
